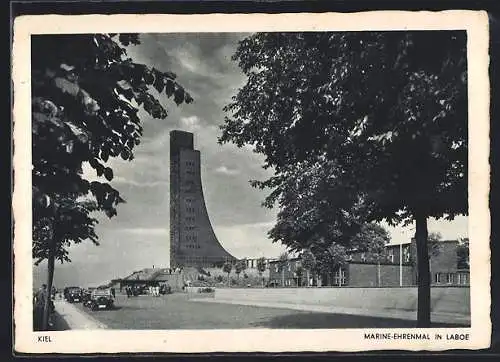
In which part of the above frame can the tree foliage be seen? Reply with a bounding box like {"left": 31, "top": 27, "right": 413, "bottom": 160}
{"left": 316, "top": 243, "right": 348, "bottom": 274}
{"left": 32, "top": 33, "right": 193, "bottom": 265}
{"left": 278, "top": 252, "right": 289, "bottom": 271}
{"left": 222, "top": 261, "right": 233, "bottom": 275}
{"left": 256, "top": 257, "right": 267, "bottom": 274}
{"left": 221, "top": 31, "right": 466, "bottom": 226}
{"left": 300, "top": 249, "right": 317, "bottom": 273}
{"left": 220, "top": 31, "right": 467, "bottom": 326}
{"left": 350, "top": 223, "right": 391, "bottom": 261}
{"left": 235, "top": 259, "right": 247, "bottom": 278}
{"left": 457, "top": 237, "right": 470, "bottom": 269}
{"left": 428, "top": 231, "right": 443, "bottom": 257}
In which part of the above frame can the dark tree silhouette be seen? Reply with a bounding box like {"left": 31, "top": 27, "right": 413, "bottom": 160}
{"left": 222, "top": 261, "right": 233, "bottom": 286}
{"left": 220, "top": 31, "right": 467, "bottom": 327}
{"left": 32, "top": 33, "right": 192, "bottom": 330}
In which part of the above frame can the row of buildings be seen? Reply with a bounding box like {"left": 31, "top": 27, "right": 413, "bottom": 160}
{"left": 265, "top": 239, "right": 469, "bottom": 288}
{"left": 115, "top": 238, "right": 469, "bottom": 290}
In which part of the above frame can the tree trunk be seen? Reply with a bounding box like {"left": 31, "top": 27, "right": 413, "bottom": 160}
{"left": 415, "top": 213, "right": 431, "bottom": 327}
{"left": 42, "top": 238, "right": 56, "bottom": 331}
{"left": 306, "top": 270, "right": 310, "bottom": 287}
{"left": 227, "top": 273, "right": 230, "bottom": 287}
{"left": 281, "top": 269, "right": 285, "bottom": 287}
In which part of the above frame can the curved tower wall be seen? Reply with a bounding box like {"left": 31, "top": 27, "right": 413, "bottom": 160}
{"left": 170, "top": 130, "right": 236, "bottom": 268}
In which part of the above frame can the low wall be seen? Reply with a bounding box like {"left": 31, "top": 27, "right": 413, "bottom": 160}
{"left": 213, "top": 287, "right": 470, "bottom": 315}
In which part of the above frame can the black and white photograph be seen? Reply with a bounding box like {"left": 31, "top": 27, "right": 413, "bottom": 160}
{"left": 13, "top": 11, "right": 490, "bottom": 353}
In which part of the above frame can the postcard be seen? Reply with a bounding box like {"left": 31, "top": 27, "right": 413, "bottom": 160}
{"left": 13, "top": 11, "right": 490, "bottom": 353}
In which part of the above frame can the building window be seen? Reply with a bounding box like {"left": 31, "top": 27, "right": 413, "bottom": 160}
{"left": 404, "top": 247, "right": 411, "bottom": 263}
{"left": 457, "top": 273, "right": 469, "bottom": 285}
{"left": 334, "top": 269, "right": 347, "bottom": 286}
{"left": 388, "top": 249, "right": 394, "bottom": 263}
{"left": 446, "top": 273, "right": 454, "bottom": 284}
{"left": 435, "top": 273, "right": 442, "bottom": 284}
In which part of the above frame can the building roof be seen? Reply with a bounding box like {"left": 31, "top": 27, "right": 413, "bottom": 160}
{"left": 121, "top": 268, "right": 171, "bottom": 281}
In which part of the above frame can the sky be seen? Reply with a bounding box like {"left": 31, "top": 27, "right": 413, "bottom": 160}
{"left": 33, "top": 33, "right": 468, "bottom": 288}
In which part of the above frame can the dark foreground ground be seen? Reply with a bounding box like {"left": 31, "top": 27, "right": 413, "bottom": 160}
{"left": 33, "top": 311, "right": 71, "bottom": 331}
{"left": 72, "top": 293, "right": 466, "bottom": 329}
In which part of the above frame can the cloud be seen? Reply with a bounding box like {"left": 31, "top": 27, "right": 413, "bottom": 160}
{"left": 180, "top": 115, "right": 201, "bottom": 130}
{"left": 232, "top": 221, "right": 275, "bottom": 229}
{"left": 118, "top": 228, "right": 169, "bottom": 236}
{"left": 214, "top": 165, "right": 240, "bottom": 176}
{"left": 112, "top": 176, "right": 169, "bottom": 188}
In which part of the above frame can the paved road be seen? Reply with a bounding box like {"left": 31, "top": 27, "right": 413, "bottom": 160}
{"left": 69, "top": 293, "right": 464, "bottom": 330}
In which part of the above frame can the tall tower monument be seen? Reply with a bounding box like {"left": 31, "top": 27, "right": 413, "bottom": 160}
{"left": 170, "top": 130, "right": 236, "bottom": 268}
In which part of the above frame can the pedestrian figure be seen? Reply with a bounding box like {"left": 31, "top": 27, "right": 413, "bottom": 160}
{"left": 33, "top": 284, "right": 46, "bottom": 330}
{"left": 34, "top": 284, "right": 54, "bottom": 329}
{"left": 110, "top": 288, "right": 115, "bottom": 299}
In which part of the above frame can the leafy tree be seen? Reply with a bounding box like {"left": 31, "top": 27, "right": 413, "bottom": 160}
{"left": 219, "top": 31, "right": 468, "bottom": 327}
{"left": 457, "top": 237, "right": 470, "bottom": 269}
{"left": 317, "top": 243, "right": 348, "bottom": 286}
{"left": 300, "top": 249, "right": 316, "bottom": 287}
{"left": 278, "top": 252, "right": 289, "bottom": 287}
{"left": 428, "top": 231, "right": 444, "bottom": 257}
{"left": 222, "top": 261, "right": 233, "bottom": 286}
{"left": 235, "top": 259, "right": 247, "bottom": 280}
{"left": 220, "top": 31, "right": 467, "bottom": 326}
{"left": 294, "top": 265, "right": 304, "bottom": 287}
{"left": 256, "top": 257, "right": 267, "bottom": 287}
{"left": 32, "top": 33, "right": 192, "bottom": 330}
{"left": 351, "top": 223, "right": 391, "bottom": 286}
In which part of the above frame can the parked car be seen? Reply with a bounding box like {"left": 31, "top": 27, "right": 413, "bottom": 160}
{"left": 88, "top": 288, "right": 114, "bottom": 310}
{"left": 81, "top": 289, "right": 92, "bottom": 307}
{"left": 64, "top": 286, "right": 83, "bottom": 303}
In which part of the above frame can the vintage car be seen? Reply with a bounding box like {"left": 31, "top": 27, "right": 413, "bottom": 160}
{"left": 64, "top": 286, "right": 83, "bottom": 303}
{"left": 81, "top": 289, "right": 92, "bottom": 307}
{"left": 88, "top": 288, "right": 114, "bottom": 310}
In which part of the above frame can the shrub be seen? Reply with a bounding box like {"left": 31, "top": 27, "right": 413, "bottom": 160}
{"left": 198, "top": 287, "right": 215, "bottom": 293}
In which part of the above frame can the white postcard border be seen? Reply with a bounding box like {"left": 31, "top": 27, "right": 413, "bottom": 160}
{"left": 13, "top": 11, "right": 491, "bottom": 353}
